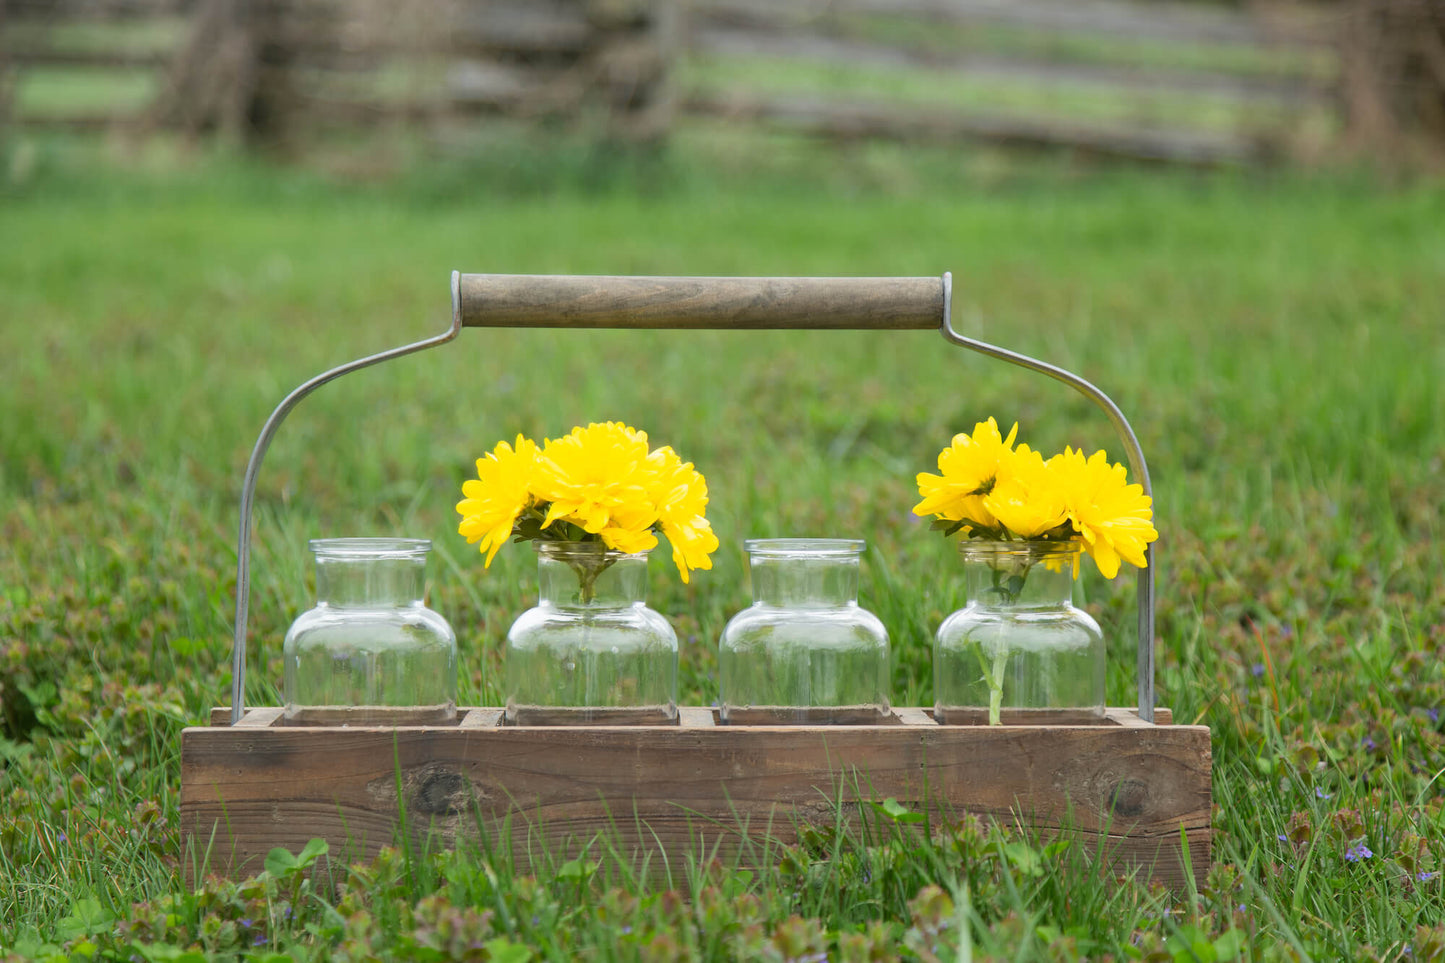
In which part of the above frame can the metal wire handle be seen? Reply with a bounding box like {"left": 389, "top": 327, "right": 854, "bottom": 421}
{"left": 228, "top": 271, "right": 1155, "bottom": 723}
{"left": 937, "top": 274, "right": 1155, "bottom": 722}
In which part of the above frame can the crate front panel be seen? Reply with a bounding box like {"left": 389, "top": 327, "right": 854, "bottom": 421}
{"left": 181, "top": 708, "right": 1211, "bottom": 886}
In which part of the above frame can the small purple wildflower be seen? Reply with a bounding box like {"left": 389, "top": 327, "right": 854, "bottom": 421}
{"left": 1250, "top": 663, "right": 1266, "bottom": 678}
{"left": 1364, "top": 737, "right": 1377, "bottom": 751}
{"left": 57, "top": 833, "right": 67, "bottom": 843}
{"left": 1428, "top": 708, "right": 1440, "bottom": 724}
{"left": 1417, "top": 871, "right": 1438, "bottom": 882}
{"left": 1315, "top": 787, "right": 1332, "bottom": 799}
{"left": 1277, "top": 834, "right": 1289, "bottom": 843}
{"left": 1344, "top": 843, "right": 1374, "bottom": 862}
{"left": 239, "top": 919, "right": 254, "bottom": 929}
{"left": 252, "top": 934, "right": 268, "bottom": 947}
{"left": 620, "top": 926, "right": 632, "bottom": 935}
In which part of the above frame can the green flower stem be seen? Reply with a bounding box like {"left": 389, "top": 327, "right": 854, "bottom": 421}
{"left": 981, "top": 558, "right": 1032, "bottom": 726}
{"left": 987, "top": 646, "right": 1008, "bottom": 726}
{"left": 568, "top": 557, "right": 614, "bottom": 604}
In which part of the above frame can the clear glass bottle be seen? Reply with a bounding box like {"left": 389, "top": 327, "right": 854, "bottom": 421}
{"left": 934, "top": 540, "right": 1104, "bottom": 725}
{"left": 284, "top": 538, "right": 457, "bottom": 725}
{"left": 505, "top": 542, "right": 678, "bottom": 725}
{"left": 719, "top": 538, "right": 890, "bottom": 724}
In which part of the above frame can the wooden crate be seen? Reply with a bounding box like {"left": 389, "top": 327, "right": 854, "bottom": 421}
{"left": 180, "top": 705, "right": 1211, "bottom": 887}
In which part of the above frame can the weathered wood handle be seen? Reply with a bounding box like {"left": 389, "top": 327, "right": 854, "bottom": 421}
{"left": 455, "top": 274, "right": 945, "bottom": 329}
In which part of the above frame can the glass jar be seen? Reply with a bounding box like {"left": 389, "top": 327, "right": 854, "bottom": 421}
{"left": 284, "top": 538, "right": 457, "bottom": 725}
{"left": 505, "top": 542, "right": 678, "bottom": 725}
{"left": 719, "top": 538, "right": 890, "bottom": 724}
{"left": 934, "top": 540, "right": 1104, "bottom": 725}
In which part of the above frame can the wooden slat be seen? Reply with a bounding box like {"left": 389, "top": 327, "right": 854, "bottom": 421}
{"left": 721, "top": 706, "right": 899, "bottom": 725}
{"left": 693, "top": 26, "right": 1328, "bottom": 104}
{"left": 506, "top": 706, "right": 681, "bottom": 726}
{"left": 182, "top": 707, "right": 1211, "bottom": 888}
{"left": 695, "top": 0, "right": 1290, "bottom": 46}
{"left": 234, "top": 707, "right": 285, "bottom": 728}
{"left": 685, "top": 91, "right": 1262, "bottom": 165}
{"left": 4, "top": 49, "right": 170, "bottom": 68}
{"left": 453, "top": 1, "right": 590, "bottom": 56}
{"left": 678, "top": 706, "right": 718, "bottom": 727}
{"left": 460, "top": 709, "right": 503, "bottom": 728}
{"left": 894, "top": 707, "right": 938, "bottom": 726}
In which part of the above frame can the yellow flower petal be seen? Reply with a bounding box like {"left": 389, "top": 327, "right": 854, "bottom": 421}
{"left": 1049, "top": 447, "right": 1157, "bottom": 579}
{"left": 455, "top": 434, "right": 540, "bottom": 566}
{"left": 912, "top": 418, "right": 1018, "bottom": 528}
{"left": 983, "top": 444, "right": 1068, "bottom": 538}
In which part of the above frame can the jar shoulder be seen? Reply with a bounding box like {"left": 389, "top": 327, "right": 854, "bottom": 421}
{"left": 507, "top": 602, "right": 679, "bottom": 648}
{"left": 286, "top": 603, "right": 456, "bottom": 646}
{"left": 936, "top": 602, "right": 1103, "bottom": 646}
{"left": 721, "top": 603, "right": 889, "bottom": 650}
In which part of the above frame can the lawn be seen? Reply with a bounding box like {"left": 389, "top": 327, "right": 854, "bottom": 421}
{"left": 1, "top": 133, "right": 1443, "bottom": 960}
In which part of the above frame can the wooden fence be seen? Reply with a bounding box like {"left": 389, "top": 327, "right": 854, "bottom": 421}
{"left": 681, "top": 0, "right": 1341, "bottom": 163}
{"left": 1, "top": 0, "right": 1427, "bottom": 165}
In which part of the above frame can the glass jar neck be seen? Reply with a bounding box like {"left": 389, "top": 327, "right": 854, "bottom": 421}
{"left": 746, "top": 539, "right": 863, "bottom": 608}
{"left": 959, "top": 541, "right": 1079, "bottom": 609}
{"left": 536, "top": 542, "right": 648, "bottom": 609}
{"left": 312, "top": 538, "right": 429, "bottom": 608}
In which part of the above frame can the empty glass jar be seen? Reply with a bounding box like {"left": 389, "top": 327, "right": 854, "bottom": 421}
{"left": 934, "top": 540, "right": 1104, "bottom": 725}
{"left": 719, "top": 538, "right": 890, "bottom": 724}
{"left": 284, "top": 538, "right": 457, "bottom": 725}
{"left": 505, "top": 542, "right": 678, "bottom": 725}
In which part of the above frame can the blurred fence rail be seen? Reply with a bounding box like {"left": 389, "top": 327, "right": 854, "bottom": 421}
{"left": 1, "top": 0, "right": 1440, "bottom": 164}
{"left": 683, "top": 0, "right": 1339, "bottom": 163}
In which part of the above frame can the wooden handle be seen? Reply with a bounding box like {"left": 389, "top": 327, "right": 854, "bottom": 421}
{"left": 455, "top": 274, "right": 944, "bottom": 330}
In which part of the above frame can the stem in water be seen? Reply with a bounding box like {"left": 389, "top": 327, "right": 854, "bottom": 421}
{"left": 987, "top": 644, "right": 1007, "bottom": 726}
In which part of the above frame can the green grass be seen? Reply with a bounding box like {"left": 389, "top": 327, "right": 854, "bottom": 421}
{"left": 14, "top": 68, "right": 160, "bottom": 118}
{"left": 1, "top": 135, "right": 1444, "bottom": 961}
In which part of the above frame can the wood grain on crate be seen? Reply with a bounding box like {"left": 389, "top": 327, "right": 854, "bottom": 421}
{"left": 182, "top": 706, "right": 1210, "bottom": 887}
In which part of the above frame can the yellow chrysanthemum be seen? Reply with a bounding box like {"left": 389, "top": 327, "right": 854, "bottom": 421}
{"left": 1049, "top": 447, "right": 1158, "bottom": 579}
{"left": 913, "top": 418, "right": 1019, "bottom": 528}
{"left": 459, "top": 422, "right": 717, "bottom": 584}
{"left": 982, "top": 444, "right": 1069, "bottom": 539}
{"left": 534, "top": 422, "right": 659, "bottom": 536}
{"left": 456, "top": 435, "right": 540, "bottom": 566}
{"left": 646, "top": 446, "right": 719, "bottom": 582}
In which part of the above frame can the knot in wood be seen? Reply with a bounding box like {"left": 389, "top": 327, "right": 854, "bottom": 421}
{"left": 408, "top": 765, "right": 470, "bottom": 816}
{"left": 1108, "top": 779, "right": 1151, "bottom": 818}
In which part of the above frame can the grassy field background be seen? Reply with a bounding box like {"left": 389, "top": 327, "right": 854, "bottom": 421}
{"left": 1, "top": 133, "right": 1444, "bottom": 960}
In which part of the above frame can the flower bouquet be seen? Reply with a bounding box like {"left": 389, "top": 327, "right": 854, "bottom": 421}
{"left": 457, "top": 422, "right": 717, "bottom": 723}
{"left": 457, "top": 421, "right": 718, "bottom": 595}
{"left": 915, "top": 418, "right": 1158, "bottom": 724}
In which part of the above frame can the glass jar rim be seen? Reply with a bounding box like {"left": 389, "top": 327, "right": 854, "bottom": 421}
{"left": 744, "top": 537, "right": 865, "bottom": 558}
{"left": 534, "top": 540, "right": 648, "bottom": 561}
{"left": 957, "top": 538, "right": 1082, "bottom": 558}
{"left": 309, "top": 537, "right": 431, "bottom": 558}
